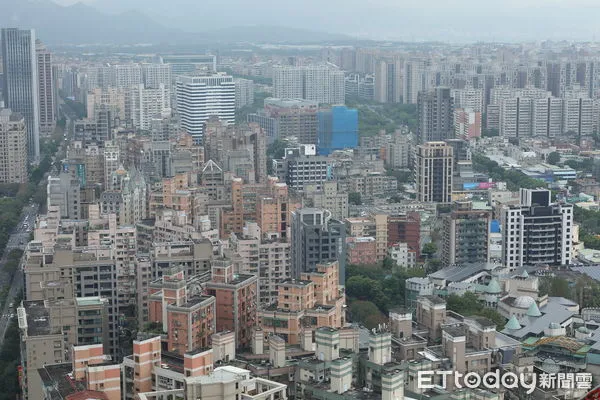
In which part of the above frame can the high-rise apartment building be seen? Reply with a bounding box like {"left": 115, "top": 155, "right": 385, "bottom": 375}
{"left": 0, "top": 109, "right": 28, "bottom": 183}
{"left": 317, "top": 105, "right": 358, "bottom": 155}
{"left": 47, "top": 173, "right": 82, "bottom": 219}
{"left": 345, "top": 73, "right": 374, "bottom": 101}
{"left": 451, "top": 88, "right": 484, "bottom": 113}
{"left": 291, "top": 208, "right": 346, "bottom": 284}
{"left": 141, "top": 63, "right": 172, "bottom": 89}
{"left": 234, "top": 78, "right": 255, "bottom": 109}
{"left": 112, "top": 64, "right": 142, "bottom": 88}
{"left": 387, "top": 212, "right": 421, "bottom": 260}
{"left": 304, "top": 181, "right": 349, "bottom": 220}
{"left": 86, "top": 87, "right": 126, "bottom": 121}
{"left": 36, "top": 41, "right": 56, "bottom": 135}
{"left": 563, "top": 95, "right": 594, "bottom": 138}
{"left": 415, "top": 141, "right": 453, "bottom": 203}
{"left": 261, "top": 97, "right": 319, "bottom": 143}
{"left": 532, "top": 97, "right": 563, "bottom": 137}
{"left": 176, "top": 74, "right": 235, "bottom": 143}
{"left": 442, "top": 201, "right": 491, "bottom": 267}
{"left": 128, "top": 84, "right": 171, "bottom": 131}
{"left": 454, "top": 108, "right": 482, "bottom": 140}
{"left": 501, "top": 189, "right": 573, "bottom": 269}
{"left": 304, "top": 65, "right": 345, "bottom": 105}
{"left": 273, "top": 144, "right": 333, "bottom": 192}
{"left": 272, "top": 65, "right": 345, "bottom": 104}
{"left": 374, "top": 59, "right": 403, "bottom": 103}
{"left": 272, "top": 66, "right": 303, "bottom": 99}
{"left": 499, "top": 96, "right": 532, "bottom": 138}
{"left": 1, "top": 28, "right": 40, "bottom": 160}
{"left": 203, "top": 117, "right": 267, "bottom": 184}
{"left": 417, "top": 88, "right": 454, "bottom": 143}
{"left": 230, "top": 223, "right": 291, "bottom": 305}
{"left": 403, "top": 59, "right": 428, "bottom": 104}
{"left": 491, "top": 87, "right": 552, "bottom": 138}
{"left": 204, "top": 260, "right": 258, "bottom": 348}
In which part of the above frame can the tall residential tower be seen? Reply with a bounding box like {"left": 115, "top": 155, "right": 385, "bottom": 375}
{"left": 1, "top": 28, "right": 40, "bottom": 160}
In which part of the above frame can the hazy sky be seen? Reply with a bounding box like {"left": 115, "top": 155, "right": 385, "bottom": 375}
{"left": 51, "top": 0, "right": 600, "bottom": 42}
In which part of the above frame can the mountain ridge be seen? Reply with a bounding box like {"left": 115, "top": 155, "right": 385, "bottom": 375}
{"left": 0, "top": 0, "right": 353, "bottom": 45}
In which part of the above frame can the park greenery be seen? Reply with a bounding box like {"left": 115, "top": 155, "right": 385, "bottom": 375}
{"left": 573, "top": 206, "right": 600, "bottom": 250}
{"left": 539, "top": 274, "right": 600, "bottom": 310}
{"left": 472, "top": 153, "right": 547, "bottom": 191}
{"left": 235, "top": 91, "right": 270, "bottom": 123}
{"left": 446, "top": 292, "right": 507, "bottom": 330}
{"left": 346, "top": 98, "right": 417, "bottom": 136}
{"left": 563, "top": 158, "right": 594, "bottom": 173}
{"left": 546, "top": 151, "right": 560, "bottom": 165}
{"left": 345, "top": 262, "right": 426, "bottom": 329}
{"left": 345, "top": 263, "right": 509, "bottom": 330}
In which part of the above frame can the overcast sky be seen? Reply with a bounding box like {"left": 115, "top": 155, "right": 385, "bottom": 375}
{"left": 51, "top": 0, "right": 600, "bottom": 41}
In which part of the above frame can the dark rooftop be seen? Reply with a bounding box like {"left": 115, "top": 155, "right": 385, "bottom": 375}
{"left": 161, "top": 351, "right": 185, "bottom": 373}
{"left": 174, "top": 295, "right": 215, "bottom": 309}
{"left": 418, "top": 295, "right": 446, "bottom": 305}
{"left": 23, "top": 300, "right": 61, "bottom": 336}
{"left": 38, "top": 363, "right": 86, "bottom": 400}
{"left": 468, "top": 316, "right": 497, "bottom": 329}
{"left": 443, "top": 325, "right": 467, "bottom": 338}
{"left": 186, "top": 346, "right": 212, "bottom": 356}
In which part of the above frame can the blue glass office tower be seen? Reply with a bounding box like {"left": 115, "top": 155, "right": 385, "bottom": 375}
{"left": 317, "top": 106, "right": 358, "bottom": 155}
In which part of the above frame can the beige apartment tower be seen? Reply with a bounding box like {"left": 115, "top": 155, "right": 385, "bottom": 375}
{"left": 415, "top": 141, "right": 453, "bottom": 203}
{"left": 0, "top": 109, "right": 28, "bottom": 183}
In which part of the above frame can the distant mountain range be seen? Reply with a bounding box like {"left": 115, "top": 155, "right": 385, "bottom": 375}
{"left": 0, "top": 0, "right": 352, "bottom": 45}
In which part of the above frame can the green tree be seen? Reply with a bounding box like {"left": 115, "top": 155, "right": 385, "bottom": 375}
{"left": 348, "top": 192, "right": 362, "bottom": 205}
{"left": 447, "top": 292, "right": 481, "bottom": 315}
{"left": 550, "top": 277, "right": 571, "bottom": 298}
{"left": 422, "top": 242, "right": 437, "bottom": 259}
{"left": 382, "top": 256, "right": 394, "bottom": 270}
{"left": 546, "top": 152, "right": 560, "bottom": 165}
{"left": 349, "top": 301, "right": 388, "bottom": 329}
{"left": 266, "top": 139, "right": 289, "bottom": 175}
{"left": 482, "top": 128, "right": 499, "bottom": 137}
{"left": 447, "top": 292, "right": 507, "bottom": 329}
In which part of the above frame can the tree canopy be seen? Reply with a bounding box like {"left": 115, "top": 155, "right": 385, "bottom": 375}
{"left": 546, "top": 152, "right": 560, "bottom": 165}
{"left": 447, "top": 292, "right": 507, "bottom": 330}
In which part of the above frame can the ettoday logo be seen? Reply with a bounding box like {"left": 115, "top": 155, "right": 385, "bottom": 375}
{"left": 418, "top": 371, "right": 593, "bottom": 394}
{"left": 418, "top": 370, "right": 536, "bottom": 394}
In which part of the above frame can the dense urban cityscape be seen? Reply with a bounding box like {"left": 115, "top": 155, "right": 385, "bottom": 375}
{"left": 5, "top": 1, "right": 600, "bottom": 400}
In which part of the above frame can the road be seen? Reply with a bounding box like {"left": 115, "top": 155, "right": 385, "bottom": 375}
{"left": 0, "top": 203, "right": 39, "bottom": 345}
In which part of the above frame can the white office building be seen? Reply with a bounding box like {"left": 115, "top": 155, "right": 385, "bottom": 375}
{"left": 175, "top": 74, "right": 235, "bottom": 143}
